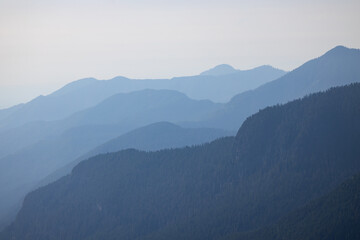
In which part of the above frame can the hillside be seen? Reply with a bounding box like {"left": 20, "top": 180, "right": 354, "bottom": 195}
{"left": 2, "top": 84, "right": 360, "bottom": 239}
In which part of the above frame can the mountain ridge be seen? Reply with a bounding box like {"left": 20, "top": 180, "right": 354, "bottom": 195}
{"left": 186, "top": 45, "right": 360, "bottom": 130}
{"left": 200, "top": 64, "right": 238, "bottom": 76}
{"left": 0, "top": 65, "right": 285, "bottom": 130}
{"left": 2, "top": 83, "right": 360, "bottom": 239}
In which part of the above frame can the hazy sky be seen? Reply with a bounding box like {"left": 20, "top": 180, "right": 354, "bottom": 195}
{"left": 0, "top": 0, "right": 359, "bottom": 108}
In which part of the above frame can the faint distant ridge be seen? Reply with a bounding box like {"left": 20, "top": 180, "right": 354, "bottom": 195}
{"left": 0, "top": 64, "right": 285, "bottom": 130}
{"left": 51, "top": 77, "right": 98, "bottom": 97}
{"left": 200, "top": 64, "right": 284, "bottom": 77}
{"left": 200, "top": 64, "right": 238, "bottom": 76}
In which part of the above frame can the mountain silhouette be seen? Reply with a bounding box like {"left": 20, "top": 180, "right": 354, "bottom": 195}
{"left": 200, "top": 64, "right": 238, "bottom": 76}
{"left": 0, "top": 46, "right": 359, "bottom": 232}
{"left": 0, "top": 66, "right": 285, "bottom": 131}
{"left": 2, "top": 83, "right": 360, "bottom": 239}
{"left": 0, "top": 90, "right": 224, "bottom": 229}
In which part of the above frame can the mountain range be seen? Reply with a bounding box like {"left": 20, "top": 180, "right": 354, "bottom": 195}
{"left": 2, "top": 83, "right": 359, "bottom": 239}
{"left": 0, "top": 45, "right": 359, "bottom": 235}
{"left": 187, "top": 45, "right": 360, "bottom": 130}
{"left": 0, "top": 65, "right": 285, "bottom": 131}
{"left": 37, "top": 122, "right": 234, "bottom": 190}
{"left": 0, "top": 91, "right": 228, "bottom": 229}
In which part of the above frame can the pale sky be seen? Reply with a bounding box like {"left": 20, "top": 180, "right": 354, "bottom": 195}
{"left": 0, "top": 0, "right": 359, "bottom": 108}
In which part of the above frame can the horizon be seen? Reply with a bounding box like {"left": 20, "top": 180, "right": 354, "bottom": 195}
{"left": 1, "top": 0, "right": 360, "bottom": 108}
{"left": 0, "top": 45, "right": 356, "bottom": 110}
{"left": 0, "top": 62, "right": 285, "bottom": 110}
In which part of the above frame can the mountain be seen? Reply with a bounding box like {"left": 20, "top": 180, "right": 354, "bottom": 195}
{"left": 61, "top": 89, "right": 221, "bottom": 129}
{"left": 200, "top": 64, "right": 238, "bottom": 76}
{"left": 230, "top": 173, "right": 360, "bottom": 240}
{"left": 0, "top": 66, "right": 285, "bottom": 131}
{"left": 0, "top": 46, "right": 358, "bottom": 232}
{"left": 0, "top": 89, "right": 221, "bottom": 159}
{"left": 0, "top": 123, "right": 129, "bottom": 230}
{"left": 189, "top": 45, "right": 360, "bottom": 130}
{"left": 0, "top": 89, "right": 223, "bottom": 229}
{"left": 87, "top": 121, "right": 234, "bottom": 156}
{"left": 1, "top": 46, "right": 357, "bottom": 158}
{"left": 2, "top": 45, "right": 357, "bottom": 155}
{"left": 37, "top": 122, "right": 233, "bottom": 191}
{"left": 2, "top": 83, "right": 359, "bottom": 239}
{"left": 0, "top": 104, "right": 24, "bottom": 122}
{"left": 171, "top": 65, "right": 285, "bottom": 103}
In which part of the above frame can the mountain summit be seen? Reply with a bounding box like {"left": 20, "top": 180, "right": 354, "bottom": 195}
{"left": 200, "top": 64, "right": 238, "bottom": 76}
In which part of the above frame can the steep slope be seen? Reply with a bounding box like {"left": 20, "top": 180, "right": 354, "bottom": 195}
{"left": 192, "top": 45, "right": 360, "bottom": 130}
{"left": 2, "top": 84, "right": 360, "bottom": 240}
{"left": 0, "top": 66, "right": 284, "bottom": 130}
{"left": 230, "top": 173, "right": 360, "bottom": 240}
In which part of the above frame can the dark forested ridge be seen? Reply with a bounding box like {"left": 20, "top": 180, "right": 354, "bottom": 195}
{"left": 228, "top": 173, "right": 360, "bottom": 240}
{"left": 2, "top": 83, "right": 360, "bottom": 240}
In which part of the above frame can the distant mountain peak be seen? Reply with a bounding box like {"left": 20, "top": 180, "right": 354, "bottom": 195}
{"left": 250, "top": 65, "right": 282, "bottom": 72}
{"left": 323, "top": 45, "right": 358, "bottom": 58}
{"left": 200, "top": 64, "right": 238, "bottom": 76}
